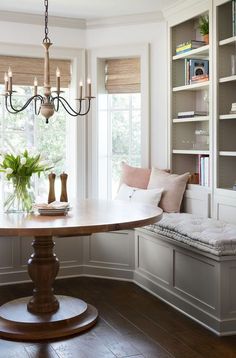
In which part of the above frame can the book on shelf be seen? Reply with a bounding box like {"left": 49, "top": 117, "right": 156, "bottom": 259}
{"left": 177, "top": 110, "right": 208, "bottom": 118}
{"left": 176, "top": 40, "right": 205, "bottom": 54}
{"left": 198, "top": 155, "right": 210, "bottom": 187}
{"left": 190, "top": 74, "right": 209, "bottom": 83}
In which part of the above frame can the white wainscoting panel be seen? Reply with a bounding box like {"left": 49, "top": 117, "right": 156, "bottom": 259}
{"left": 83, "top": 230, "right": 135, "bottom": 279}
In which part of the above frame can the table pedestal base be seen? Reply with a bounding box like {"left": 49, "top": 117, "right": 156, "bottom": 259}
{"left": 0, "top": 295, "right": 98, "bottom": 341}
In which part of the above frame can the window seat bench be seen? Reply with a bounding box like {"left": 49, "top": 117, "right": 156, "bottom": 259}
{"left": 134, "top": 212, "right": 236, "bottom": 336}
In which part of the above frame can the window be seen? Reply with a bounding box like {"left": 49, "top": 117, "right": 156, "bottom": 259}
{"left": 98, "top": 92, "right": 141, "bottom": 199}
{"left": 0, "top": 84, "right": 68, "bottom": 205}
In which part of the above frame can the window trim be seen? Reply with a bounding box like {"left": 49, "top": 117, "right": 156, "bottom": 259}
{"left": 0, "top": 42, "right": 87, "bottom": 201}
{"left": 88, "top": 43, "right": 150, "bottom": 198}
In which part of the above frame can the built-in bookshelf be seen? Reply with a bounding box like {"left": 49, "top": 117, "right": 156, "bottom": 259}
{"left": 169, "top": 7, "right": 210, "bottom": 187}
{"left": 165, "top": 0, "right": 236, "bottom": 222}
{"left": 217, "top": 0, "right": 236, "bottom": 191}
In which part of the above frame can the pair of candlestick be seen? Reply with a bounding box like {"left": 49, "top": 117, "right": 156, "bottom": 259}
{"left": 48, "top": 172, "right": 68, "bottom": 204}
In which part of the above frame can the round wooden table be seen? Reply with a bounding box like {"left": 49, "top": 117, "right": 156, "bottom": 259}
{"left": 0, "top": 199, "right": 162, "bottom": 341}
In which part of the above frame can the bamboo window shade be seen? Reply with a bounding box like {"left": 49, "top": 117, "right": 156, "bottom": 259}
{"left": 0, "top": 56, "right": 71, "bottom": 87}
{"left": 105, "top": 58, "right": 140, "bottom": 93}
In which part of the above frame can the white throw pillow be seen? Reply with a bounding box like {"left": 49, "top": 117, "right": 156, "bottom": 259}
{"left": 116, "top": 183, "right": 163, "bottom": 206}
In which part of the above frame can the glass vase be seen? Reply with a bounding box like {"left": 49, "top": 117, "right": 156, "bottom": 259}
{"left": 4, "top": 176, "right": 33, "bottom": 213}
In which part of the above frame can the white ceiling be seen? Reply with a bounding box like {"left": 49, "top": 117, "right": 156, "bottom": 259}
{"left": 0, "top": 0, "right": 178, "bottom": 19}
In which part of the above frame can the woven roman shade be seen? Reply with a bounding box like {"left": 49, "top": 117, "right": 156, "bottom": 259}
{"left": 0, "top": 56, "right": 71, "bottom": 87}
{"left": 105, "top": 58, "right": 140, "bottom": 93}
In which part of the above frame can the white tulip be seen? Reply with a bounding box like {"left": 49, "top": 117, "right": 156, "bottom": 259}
{"left": 39, "top": 160, "right": 50, "bottom": 167}
{"left": 20, "top": 157, "right": 27, "bottom": 165}
{"left": 6, "top": 168, "right": 13, "bottom": 174}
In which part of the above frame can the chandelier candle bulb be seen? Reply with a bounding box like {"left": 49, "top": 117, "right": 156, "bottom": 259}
{"left": 8, "top": 67, "right": 12, "bottom": 92}
{"left": 79, "top": 81, "right": 83, "bottom": 99}
{"left": 87, "top": 78, "right": 91, "bottom": 97}
{"left": 4, "top": 73, "right": 8, "bottom": 93}
{"left": 34, "top": 77, "right": 38, "bottom": 96}
{"left": 56, "top": 67, "right": 60, "bottom": 93}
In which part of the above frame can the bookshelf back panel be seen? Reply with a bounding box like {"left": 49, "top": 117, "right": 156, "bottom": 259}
{"left": 172, "top": 60, "right": 186, "bottom": 87}
{"left": 172, "top": 154, "right": 199, "bottom": 175}
{"left": 219, "top": 120, "right": 236, "bottom": 151}
{"left": 172, "top": 91, "right": 209, "bottom": 118}
{"left": 219, "top": 44, "right": 236, "bottom": 78}
{"left": 219, "top": 82, "right": 236, "bottom": 114}
{"left": 218, "top": 1, "right": 233, "bottom": 41}
{"left": 219, "top": 156, "right": 236, "bottom": 189}
{"left": 173, "top": 122, "right": 209, "bottom": 150}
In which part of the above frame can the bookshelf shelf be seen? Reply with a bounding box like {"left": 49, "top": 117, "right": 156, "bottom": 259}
{"left": 219, "top": 36, "right": 236, "bottom": 46}
{"left": 219, "top": 75, "right": 236, "bottom": 83}
{"left": 172, "top": 45, "right": 209, "bottom": 60}
{"left": 219, "top": 114, "right": 236, "bottom": 120}
{"left": 219, "top": 151, "right": 236, "bottom": 157}
{"left": 173, "top": 81, "right": 209, "bottom": 92}
{"left": 173, "top": 116, "right": 209, "bottom": 123}
{"left": 172, "top": 150, "right": 210, "bottom": 155}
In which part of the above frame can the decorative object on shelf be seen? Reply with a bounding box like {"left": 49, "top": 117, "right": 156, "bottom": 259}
{"left": 48, "top": 172, "right": 56, "bottom": 204}
{"left": 2, "top": 0, "right": 95, "bottom": 123}
{"left": 195, "top": 129, "right": 209, "bottom": 150}
{"left": 231, "top": 54, "right": 236, "bottom": 75}
{"left": 189, "top": 59, "right": 209, "bottom": 84}
{"left": 232, "top": 0, "right": 236, "bottom": 36}
{"left": 230, "top": 102, "right": 236, "bottom": 114}
{"left": 198, "top": 15, "right": 209, "bottom": 44}
{"left": 188, "top": 173, "right": 199, "bottom": 184}
{"left": 0, "top": 149, "right": 53, "bottom": 212}
{"left": 60, "top": 172, "right": 68, "bottom": 202}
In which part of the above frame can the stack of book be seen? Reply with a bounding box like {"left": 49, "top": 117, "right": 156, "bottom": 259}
{"left": 176, "top": 40, "right": 206, "bottom": 55}
{"left": 198, "top": 155, "right": 210, "bottom": 187}
{"left": 230, "top": 102, "right": 236, "bottom": 114}
{"left": 184, "top": 59, "right": 209, "bottom": 85}
{"left": 177, "top": 111, "right": 208, "bottom": 118}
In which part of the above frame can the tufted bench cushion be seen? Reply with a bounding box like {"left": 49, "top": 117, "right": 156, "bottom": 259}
{"left": 143, "top": 213, "right": 236, "bottom": 256}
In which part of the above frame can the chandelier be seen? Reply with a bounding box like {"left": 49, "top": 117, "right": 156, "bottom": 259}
{"left": 3, "top": 0, "right": 94, "bottom": 123}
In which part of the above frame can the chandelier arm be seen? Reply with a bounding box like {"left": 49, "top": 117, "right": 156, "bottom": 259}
{"left": 7, "top": 94, "right": 44, "bottom": 114}
{"left": 53, "top": 96, "right": 60, "bottom": 112}
{"left": 56, "top": 96, "right": 91, "bottom": 116}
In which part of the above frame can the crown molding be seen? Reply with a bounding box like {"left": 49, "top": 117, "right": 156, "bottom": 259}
{"left": 86, "top": 11, "right": 164, "bottom": 29}
{"left": 0, "top": 11, "right": 86, "bottom": 29}
{"left": 162, "top": 0, "right": 209, "bottom": 23}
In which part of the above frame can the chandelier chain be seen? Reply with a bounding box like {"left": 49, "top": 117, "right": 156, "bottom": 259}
{"left": 43, "top": 0, "right": 51, "bottom": 43}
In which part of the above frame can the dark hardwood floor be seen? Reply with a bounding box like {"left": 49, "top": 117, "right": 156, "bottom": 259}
{"left": 0, "top": 277, "right": 236, "bottom": 358}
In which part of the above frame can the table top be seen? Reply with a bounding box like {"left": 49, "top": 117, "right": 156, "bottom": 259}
{"left": 0, "top": 199, "right": 162, "bottom": 237}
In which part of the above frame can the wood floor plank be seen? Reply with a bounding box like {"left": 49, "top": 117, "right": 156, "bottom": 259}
{"left": 0, "top": 339, "right": 30, "bottom": 358}
{"left": 24, "top": 344, "right": 60, "bottom": 358}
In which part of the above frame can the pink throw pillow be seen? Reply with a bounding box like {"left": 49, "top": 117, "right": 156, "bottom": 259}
{"left": 147, "top": 168, "right": 189, "bottom": 213}
{"left": 120, "top": 162, "right": 151, "bottom": 189}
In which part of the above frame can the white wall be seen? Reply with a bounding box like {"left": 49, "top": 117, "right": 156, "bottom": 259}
{"left": 86, "top": 21, "right": 169, "bottom": 169}
{"left": 0, "top": 21, "right": 85, "bottom": 48}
